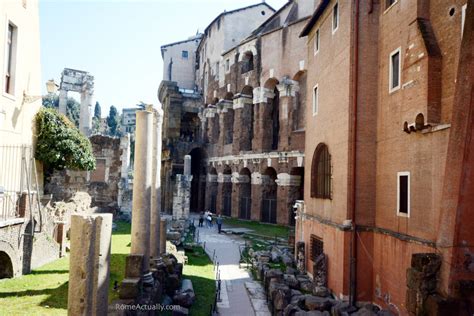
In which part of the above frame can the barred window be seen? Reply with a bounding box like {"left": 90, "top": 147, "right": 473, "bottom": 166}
{"left": 311, "top": 143, "right": 331, "bottom": 199}
{"left": 310, "top": 235, "right": 323, "bottom": 261}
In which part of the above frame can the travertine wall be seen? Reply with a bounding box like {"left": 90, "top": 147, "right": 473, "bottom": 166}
{"left": 45, "top": 135, "right": 124, "bottom": 213}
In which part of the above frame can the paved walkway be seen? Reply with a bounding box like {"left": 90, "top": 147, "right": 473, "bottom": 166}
{"left": 196, "top": 224, "right": 267, "bottom": 316}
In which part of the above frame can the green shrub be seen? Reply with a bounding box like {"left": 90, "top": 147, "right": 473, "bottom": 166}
{"left": 35, "top": 108, "right": 95, "bottom": 171}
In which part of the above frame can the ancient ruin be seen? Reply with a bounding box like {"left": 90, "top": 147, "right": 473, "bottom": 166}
{"left": 58, "top": 68, "right": 95, "bottom": 136}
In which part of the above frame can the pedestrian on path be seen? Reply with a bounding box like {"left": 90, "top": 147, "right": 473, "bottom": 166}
{"left": 199, "top": 212, "right": 204, "bottom": 227}
{"left": 216, "top": 214, "right": 223, "bottom": 234}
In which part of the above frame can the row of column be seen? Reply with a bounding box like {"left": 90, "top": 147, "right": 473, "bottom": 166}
{"left": 205, "top": 171, "right": 303, "bottom": 225}
{"left": 128, "top": 107, "right": 164, "bottom": 281}
{"left": 203, "top": 78, "right": 301, "bottom": 154}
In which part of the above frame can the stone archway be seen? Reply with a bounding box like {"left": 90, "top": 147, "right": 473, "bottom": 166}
{"left": 189, "top": 147, "right": 207, "bottom": 213}
{"left": 0, "top": 251, "right": 13, "bottom": 279}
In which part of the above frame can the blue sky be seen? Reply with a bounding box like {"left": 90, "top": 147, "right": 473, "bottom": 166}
{"left": 39, "top": 0, "right": 287, "bottom": 116}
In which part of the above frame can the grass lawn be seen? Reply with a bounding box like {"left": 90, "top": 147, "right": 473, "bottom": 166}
{"left": 0, "top": 220, "right": 131, "bottom": 315}
{"left": 182, "top": 246, "right": 215, "bottom": 315}
{"left": 223, "top": 217, "right": 290, "bottom": 239}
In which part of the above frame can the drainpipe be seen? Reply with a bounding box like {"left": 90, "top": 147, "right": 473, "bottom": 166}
{"left": 349, "top": 0, "right": 360, "bottom": 307}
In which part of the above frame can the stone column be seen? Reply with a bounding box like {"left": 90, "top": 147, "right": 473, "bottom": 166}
{"left": 275, "top": 173, "right": 302, "bottom": 225}
{"left": 160, "top": 218, "right": 167, "bottom": 254}
{"left": 277, "top": 78, "right": 299, "bottom": 151}
{"left": 150, "top": 106, "right": 164, "bottom": 259}
{"left": 231, "top": 172, "right": 240, "bottom": 218}
{"left": 184, "top": 155, "right": 191, "bottom": 176}
{"left": 58, "top": 89, "right": 68, "bottom": 115}
{"left": 252, "top": 87, "right": 275, "bottom": 152}
{"left": 232, "top": 94, "right": 253, "bottom": 154}
{"left": 251, "top": 171, "right": 263, "bottom": 221}
{"left": 130, "top": 110, "right": 154, "bottom": 274}
{"left": 80, "top": 90, "right": 93, "bottom": 136}
{"left": 68, "top": 214, "right": 112, "bottom": 316}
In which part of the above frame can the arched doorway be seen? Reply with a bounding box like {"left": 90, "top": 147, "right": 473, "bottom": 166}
{"left": 261, "top": 167, "right": 277, "bottom": 223}
{"left": 189, "top": 147, "right": 207, "bottom": 213}
{"left": 239, "top": 168, "right": 251, "bottom": 220}
{"left": 0, "top": 251, "right": 13, "bottom": 279}
{"left": 222, "top": 165, "right": 232, "bottom": 216}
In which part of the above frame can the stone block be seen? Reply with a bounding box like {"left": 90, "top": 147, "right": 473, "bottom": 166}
{"left": 119, "top": 277, "right": 140, "bottom": 299}
{"left": 304, "top": 296, "right": 332, "bottom": 311}
{"left": 125, "top": 254, "right": 144, "bottom": 278}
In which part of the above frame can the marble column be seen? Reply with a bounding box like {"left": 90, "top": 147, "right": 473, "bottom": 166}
{"left": 80, "top": 90, "right": 93, "bottom": 136}
{"left": 58, "top": 89, "right": 68, "bottom": 115}
{"left": 130, "top": 110, "right": 154, "bottom": 274}
{"left": 150, "top": 106, "right": 164, "bottom": 259}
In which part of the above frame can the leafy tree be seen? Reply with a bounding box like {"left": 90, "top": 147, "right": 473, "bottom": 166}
{"left": 94, "top": 101, "right": 101, "bottom": 119}
{"left": 42, "top": 95, "right": 80, "bottom": 127}
{"left": 35, "top": 108, "right": 95, "bottom": 171}
{"left": 107, "top": 105, "right": 120, "bottom": 136}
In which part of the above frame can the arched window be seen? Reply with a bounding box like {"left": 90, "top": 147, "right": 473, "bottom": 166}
{"left": 241, "top": 52, "right": 254, "bottom": 73}
{"left": 311, "top": 144, "right": 331, "bottom": 199}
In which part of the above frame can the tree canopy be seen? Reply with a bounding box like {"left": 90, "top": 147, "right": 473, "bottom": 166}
{"left": 35, "top": 108, "right": 95, "bottom": 171}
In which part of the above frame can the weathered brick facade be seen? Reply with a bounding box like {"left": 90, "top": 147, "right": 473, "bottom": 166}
{"left": 159, "top": 1, "right": 315, "bottom": 225}
{"left": 299, "top": 0, "right": 473, "bottom": 314}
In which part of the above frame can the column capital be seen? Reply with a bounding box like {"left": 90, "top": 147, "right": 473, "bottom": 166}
{"left": 233, "top": 93, "right": 253, "bottom": 109}
{"left": 253, "top": 87, "right": 275, "bottom": 104}
{"left": 277, "top": 78, "right": 300, "bottom": 97}
{"left": 217, "top": 173, "right": 232, "bottom": 183}
{"left": 251, "top": 172, "right": 262, "bottom": 185}
{"left": 275, "top": 173, "right": 302, "bottom": 186}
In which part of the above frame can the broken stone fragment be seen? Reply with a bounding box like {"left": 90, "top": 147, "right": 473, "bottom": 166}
{"left": 304, "top": 295, "right": 333, "bottom": 311}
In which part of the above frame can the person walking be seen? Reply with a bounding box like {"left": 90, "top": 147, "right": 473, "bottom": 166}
{"left": 199, "top": 212, "right": 204, "bottom": 227}
{"left": 216, "top": 214, "right": 223, "bottom": 234}
{"left": 208, "top": 212, "right": 213, "bottom": 228}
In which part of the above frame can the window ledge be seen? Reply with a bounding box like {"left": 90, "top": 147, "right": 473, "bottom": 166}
{"left": 0, "top": 218, "right": 25, "bottom": 228}
{"left": 2, "top": 92, "right": 16, "bottom": 101}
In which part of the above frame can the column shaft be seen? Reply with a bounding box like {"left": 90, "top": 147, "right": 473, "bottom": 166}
{"left": 130, "top": 110, "right": 153, "bottom": 272}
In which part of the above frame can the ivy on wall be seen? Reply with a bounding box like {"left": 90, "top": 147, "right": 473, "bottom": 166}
{"left": 35, "top": 108, "right": 96, "bottom": 171}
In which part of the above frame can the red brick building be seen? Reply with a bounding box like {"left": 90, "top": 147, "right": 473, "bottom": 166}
{"left": 299, "top": 0, "right": 473, "bottom": 314}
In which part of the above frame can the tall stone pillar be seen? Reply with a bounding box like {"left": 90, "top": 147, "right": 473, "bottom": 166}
{"left": 251, "top": 171, "right": 263, "bottom": 221}
{"left": 58, "top": 89, "right": 68, "bottom": 115}
{"left": 277, "top": 78, "right": 299, "bottom": 151}
{"left": 184, "top": 155, "right": 191, "bottom": 176}
{"left": 160, "top": 218, "right": 167, "bottom": 254}
{"left": 233, "top": 94, "right": 253, "bottom": 153}
{"left": 130, "top": 110, "right": 154, "bottom": 275}
{"left": 252, "top": 87, "right": 275, "bottom": 152}
{"left": 150, "top": 106, "right": 164, "bottom": 259}
{"left": 80, "top": 90, "right": 93, "bottom": 136}
{"left": 67, "top": 214, "right": 112, "bottom": 316}
{"left": 231, "top": 172, "right": 240, "bottom": 218}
